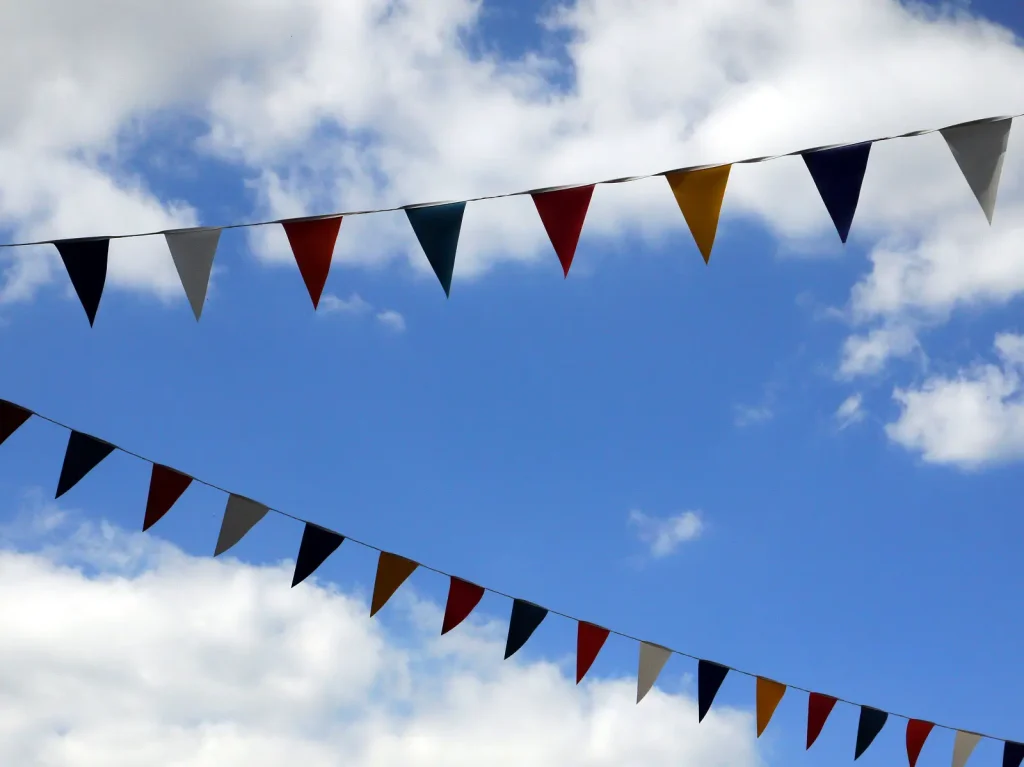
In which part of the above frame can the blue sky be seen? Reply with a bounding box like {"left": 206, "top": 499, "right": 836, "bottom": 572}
{"left": 1, "top": 0, "right": 1024, "bottom": 764}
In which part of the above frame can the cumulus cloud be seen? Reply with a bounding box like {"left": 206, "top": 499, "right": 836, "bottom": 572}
{"left": 376, "top": 309, "right": 407, "bottom": 332}
{"left": 628, "top": 509, "right": 705, "bottom": 558}
{"left": 0, "top": 500, "right": 755, "bottom": 765}
{"left": 886, "top": 332, "right": 1024, "bottom": 468}
{"left": 839, "top": 325, "right": 920, "bottom": 378}
{"left": 319, "top": 292, "right": 372, "bottom": 315}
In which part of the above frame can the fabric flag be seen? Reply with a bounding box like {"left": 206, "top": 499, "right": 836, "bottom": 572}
{"left": 855, "top": 706, "right": 888, "bottom": 760}
{"left": 370, "top": 551, "right": 418, "bottom": 616}
{"left": 665, "top": 165, "right": 731, "bottom": 263}
{"left": 143, "top": 464, "right": 192, "bottom": 531}
{"left": 756, "top": 677, "right": 786, "bottom": 737}
{"left": 441, "top": 576, "right": 485, "bottom": 635}
{"left": 907, "top": 719, "right": 936, "bottom": 767}
{"left": 698, "top": 660, "right": 729, "bottom": 722}
{"left": 504, "top": 599, "right": 548, "bottom": 660}
{"left": 214, "top": 494, "right": 268, "bottom": 556}
{"left": 292, "top": 523, "right": 344, "bottom": 587}
{"left": 576, "top": 621, "right": 610, "bottom": 684}
{"left": 55, "top": 431, "right": 115, "bottom": 499}
{"left": 952, "top": 731, "right": 983, "bottom": 767}
{"left": 1003, "top": 742, "right": 1024, "bottom": 767}
{"left": 636, "top": 642, "right": 672, "bottom": 704}
{"left": 806, "top": 692, "right": 838, "bottom": 749}
{"left": 531, "top": 185, "right": 594, "bottom": 277}
{"left": 801, "top": 143, "right": 872, "bottom": 243}
{"left": 165, "top": 228, "right": 221, "bottom": 321}
{"left": 54, "top": 238, "right": 109, "bottom": 326}
{"left": 405, "top": 202, "right": 466, "bottom": 297}
{"left": 281, "top": 216, "right": 343, "bottom": 309}
{"left": 941, "top": 119, "right": 1012, "bottom": 223}
{"left": 0, "top": 400, "right": 31, "bottom": 446}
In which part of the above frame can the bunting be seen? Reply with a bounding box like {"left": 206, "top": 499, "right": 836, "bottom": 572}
{"left": 1, "top": 394, "right": 1020, "bottom": 765}
{"left": 0, "top": 112, "right": 1013, "bottom": 325}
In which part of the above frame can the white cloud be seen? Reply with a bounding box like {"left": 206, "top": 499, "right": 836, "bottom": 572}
{"left": 0, "top": 501, "right": 756, "bottom": 766}
{"left": 319, "top": 292, "right": 372, "bottom": 315}
{"left": 835, "top": 393, "right": 865, "bottom": 430}
{"left": 628, "top": 510, "right": 705, "bottom": 558}
{"left": 886, "top": 332, "right": 1024, "bottom": 468}
{"left": 376, "top": 309, "right": 406, "bottom": 332}
{"left": 838, "top": 324, "right": 920, "bottom": 378}
{"left": 733, "top": 404, "right": 774, "bottom": 427}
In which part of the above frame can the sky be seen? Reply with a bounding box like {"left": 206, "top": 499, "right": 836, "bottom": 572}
{"left": 0, "top": 0, "right": 1023, "bottom": 764}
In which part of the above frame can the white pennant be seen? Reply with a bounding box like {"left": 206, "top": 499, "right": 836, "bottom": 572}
{"left": 636, "top": 642, "right": 672, "bottom": 703}
{"left": 941, "top": 119, "right": 1012, "bottom": 224}
{"left": 951, "top": 731, "right": 982, "bottom": 767}
{"left": 214, "top": 494, "right": 268, "bottom": 556}
{"left": 165, "top": 227, "right": 222, "bottom": 320}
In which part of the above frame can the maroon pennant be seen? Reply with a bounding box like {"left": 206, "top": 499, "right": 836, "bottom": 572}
{"left": 143, "top": 464, "right": 193, "bottom": 531}
{"left": 531, "top": 185, "right": 595, "bottom": 277}
{"left": 0, "top": 400, "right": 32, "bottom": 446}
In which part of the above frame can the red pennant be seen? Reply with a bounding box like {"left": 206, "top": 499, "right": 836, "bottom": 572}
{"left": 441, "top": 576, "right": 485, "bottom": 635}
{"left": 576, "top": 621, "right": 610, "bottom": 683}
{"left": 907, "top": 719, "right": 935, "bottom": 767}
{"left": 143, "top": 464, "right": 193, "bottom": 531}
{"left": 531, "top": 185, "right": 595, "bottom": 277}
{"left": 0, "top": 400, "right": 32, "bottom": 446}
{"left": 281, "top": 216, "right": 343, "bottom": 309}
{"left": 807, "top": 692, "right": 838, "bottom": 749}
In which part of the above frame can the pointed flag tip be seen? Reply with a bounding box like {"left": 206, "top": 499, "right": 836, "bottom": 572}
{"left": 406, "top": 203, "right": 465, "bottom": 297}
{"left": 292, "top": 523, "right": 344, "bottom": 587}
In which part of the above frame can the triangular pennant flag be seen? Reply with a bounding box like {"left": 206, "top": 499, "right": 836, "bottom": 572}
{"left": 952, "top": 731, "right": 983, "bottom": 767}
{"left": 55, "top": 431, "right": 115, "bottom": 498}
{"left": 941, "top": 119, "right": 1012, "bottom": 223}
{"left": 54, "top": 238, "right": 109, "bottom": 326}
{"left": 855, "top": 706, "right": 888, "bottom": 760}
{"left": 0, "top": 400, "right": 32, "bottom": 446}
{"left": 807, "top": 692, "right": 838, "bottom": 749}
{"left": 665, "top": 165, "right": 732, "bottom": 263}
{"left": 698, "top": 660, "right": 729, "bottom": 721}
{"left": 801, "top": 142, "right": 872, "bottom": 243}
{"left": 756, "top": 677, "right": 786, "bottom": 737}
{"left": 504, "top": 599, "right": 548, "bottom": 659}
{"left": 636, "top": 642, "right": 672, "bottom": 703}
{"left": 1004, "top": 742, "right": 1024, "bottom": 767}
{"left": 281, "top": 216, "right": 343, "bottom": 309}
{"left": 370, "top": 551, "right": 418, "bottom": 616}
{"left": 576, "top": 621, "right": 610, "bottom": 684}
{"left": 441, "top": 576, "right": 485, "bottom": 635}
{"left": 292, "top": 523, "right": 344, "bottom": 587}
{"left": 165, "top": 228, "right": 221, "bottom": 320}
{"left": 143, "top": 464, "right": 192, "bottom": 531}
{"left": 214, "top": 494, "right": 268, "bottom": 556}
{"left": 531, "top": 185, "right": 594, "bottom": 276}
{"left": 907, "top": 719, "right": 936, "bottom": 767}
{"left": 405, "top": 202, "right": 466, "bottom": 297}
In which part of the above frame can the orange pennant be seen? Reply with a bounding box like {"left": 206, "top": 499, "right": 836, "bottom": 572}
{"left": 665, "top": 165, "right": 731, "bottom": 263}
{"left": 370, "top": 551, "right": 419, "bottom": 616}
{"left": 756, "top": 677, "right": 786, "bottom": 737}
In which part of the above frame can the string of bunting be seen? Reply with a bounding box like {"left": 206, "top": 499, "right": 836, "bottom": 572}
{"left": 0, "top": 113, "right": 1017, "bottom": 327}
{"left": 0, "top": 396, "right": 1019, "bottom": 765}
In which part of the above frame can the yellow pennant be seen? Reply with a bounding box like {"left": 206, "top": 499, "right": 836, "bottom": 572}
{"left": 756, "top": 676, "right": 786, "bottom": 737}
{"left": 370, "top": 551, "right": 419, "bottom": 616}
{"left": 665, "top": 165, "right": 732, "bottom": 263}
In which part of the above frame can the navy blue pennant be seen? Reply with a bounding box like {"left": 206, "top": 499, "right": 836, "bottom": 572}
{"left": 56, "top": 431, "right": 115, "bottom": 498}
{"left": 854, "top": 706, "right": 888, "bottom": 760}
{"left": 697, "top": 660, "right": 729, "bottom": 721}
{"left": 54, "top": 238, "right": 109, "bottom": 326}
{"left": 1004, "top": 742, "right": 1024, "bottom": 767}
{"left": 504, "top": 599, "right": 548, "bottom": 659}
{"left": 801, "top": 142, "right": 872, "bottom": 243}
{"left": 292, "top": 523, "right": 344, "bottom": 587}
{"left": 405, "top": 202, "right": 466, "bottom": 297}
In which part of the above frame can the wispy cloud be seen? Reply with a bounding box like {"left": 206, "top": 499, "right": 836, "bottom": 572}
{"left": 734, "top": 405, "right": 774, "bottom": 427}
{"left": 835, "top": 393, "right": 865, "bottom": 430}
{"left": 628, "top": 510, "right": 704, "bottom": 559}
{"left": 319, "top": 292, "right": 372, "bottom": 315}
{"left": 376, "top": 309, "right": 406, "bottom": 333}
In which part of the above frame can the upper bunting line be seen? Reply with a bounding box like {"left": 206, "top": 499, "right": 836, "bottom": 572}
{"left": 0, "top": 111, "right": 1020, "bottom": 251}
{"left": 4, "top": 396, "right": 1017, "bottom": 748}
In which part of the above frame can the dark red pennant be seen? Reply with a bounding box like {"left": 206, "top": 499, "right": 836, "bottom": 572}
{"left": 281, "top": 216, "right": 343, "bottom": 309}
{"left": 143, "top": 464, "right": 193, "bottom": 532}
{"left": 907, "top": 719, "right": 935, "bottom": 767}
{"left": 806, "top": 692, "right": 838, "bottom": 749}
{"left": 531, "top": 185, "right": 595, "bottom": 277}
{"left": 576, "top": 621, "right": 610, "bottom": 683}
{"left": 0, "top": 400, "right": 32, "bottom": 446}
{"left": 441, "top": 577, "right": 485, "bottom": 635}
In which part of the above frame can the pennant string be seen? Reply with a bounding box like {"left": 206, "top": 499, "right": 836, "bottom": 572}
{"left": 9, "top": 395, "right": 1020, "bottom": 746}
{"left": 0, "top": 112, "right": 1018, "bottom": 251}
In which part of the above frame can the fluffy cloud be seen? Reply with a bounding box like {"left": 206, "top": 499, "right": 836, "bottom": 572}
{"left": 0, "top": 499, "right": 755, "bottom": 766}
{"left": 886, "top": 332, "right": 1024, "bottom": 468}
{"left": 628, "top": 509, "right": 705, "bottom": 558}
